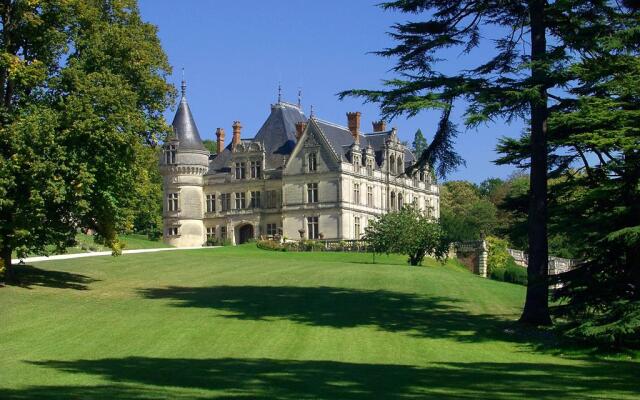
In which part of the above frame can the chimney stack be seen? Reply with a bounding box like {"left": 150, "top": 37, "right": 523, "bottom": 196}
{"left": 215, "top": 128, "right": 225, "bottom": 154}
{"left": 295, "top": 121, "right": 306, "bottom": 141}
{"left": 232, "top": 121, "right": 242, "bottom": 148}
{"left": 347, "top": 111, "right": 361, "bottom": 144}
{"left": 372, "top": 120, "right": 387, "bottom": 132}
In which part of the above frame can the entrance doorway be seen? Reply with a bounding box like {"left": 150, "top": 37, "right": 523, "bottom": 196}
{"left": 237, "top": 224, "right": 254, "bottom": 244}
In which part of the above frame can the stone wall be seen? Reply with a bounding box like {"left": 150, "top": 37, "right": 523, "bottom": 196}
{"left": 456, "top": 241, "right": 578, "bottom": 280}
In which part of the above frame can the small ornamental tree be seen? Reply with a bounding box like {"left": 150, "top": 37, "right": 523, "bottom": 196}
{"left": 365, "top": 204, "right": 448, "bottom": 266}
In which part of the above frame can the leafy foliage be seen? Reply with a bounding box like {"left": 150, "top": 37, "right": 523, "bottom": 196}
{"left": 439, "top": 181, "right": 497, "bottom": 242}
{"left": 202, "top": 139, "right": 217, "bottom": 154}
{"left": 0, "top": 0, "right": 175, "bottom": 273}
{"left": 365, "top": 204, "right": 448, "bottom": 266}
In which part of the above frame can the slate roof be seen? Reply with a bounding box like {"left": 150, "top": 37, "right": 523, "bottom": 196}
{"left": 314, "top": 119, "right": 416, "bottom": 167}
{"left": 206, "top": 100, "right": 416, "bottom": 175}
{"left": 254, "top": 102, "right": 307, "bottom": 167}
{"left": 171, "top": 83, "right": 206, "bottom": 151}
{"left": 209, "top": 102, "right": 306, "bottom": 173}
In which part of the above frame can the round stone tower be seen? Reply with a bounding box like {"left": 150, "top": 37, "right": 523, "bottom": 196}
{"left": 159, "top": 79, "right": 210, "bottom": 247}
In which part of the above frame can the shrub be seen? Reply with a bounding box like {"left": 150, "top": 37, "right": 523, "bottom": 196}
{"left": 486, "top": 236, "right": 511, "bottom": 274}
{"left": 490, "top": 267, "right": 506, "bottom": 281}
{"left": 0, "top": 259, "right": 5, "bottom": 281}
{"left": 257, "top": 239, "right": 285, "bottom": 252}
{"left": 503, "top": 263, "right": 528, "bottom": 286}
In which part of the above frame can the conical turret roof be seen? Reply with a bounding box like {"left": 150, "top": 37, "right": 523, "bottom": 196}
{"left": 171, "top": 80, "right": 206, "bottom": 151}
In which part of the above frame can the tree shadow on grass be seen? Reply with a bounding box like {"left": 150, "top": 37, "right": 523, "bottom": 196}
{"left": 4, "top": 264, "right": 97, "bottom": 290}
{"left": 2, "top": 357, "right": 638, "bottom": 399}
{"left": 138, "top": 285, "right": 547, "bottom": 344}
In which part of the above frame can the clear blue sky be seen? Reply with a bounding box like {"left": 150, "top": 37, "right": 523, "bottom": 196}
{"left": 138, "top": 0, "right": 523, "bottom": 183}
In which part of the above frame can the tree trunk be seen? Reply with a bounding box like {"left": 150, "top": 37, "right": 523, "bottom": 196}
{"left": 519, "top": 0, "right": 552, "bottom": 326}
{"left": 1, "top": 244, "right": 12, "bottom": 282}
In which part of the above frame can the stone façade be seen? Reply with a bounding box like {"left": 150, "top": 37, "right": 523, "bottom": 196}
{"left": 160, "top": 82, "right": 440, "bottom": 247}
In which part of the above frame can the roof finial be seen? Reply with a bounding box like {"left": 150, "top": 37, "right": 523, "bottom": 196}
{"left": 181, "top": 68, "right": 186, "bottom": 97}
{"left": 277, "top": 82, "right": 282, "bottom": 103}
{"left": 297, "top": 87, "right": 302, "bottom": 108}
{"left": 310, "top": 104, "right": 315, "bottom": 118}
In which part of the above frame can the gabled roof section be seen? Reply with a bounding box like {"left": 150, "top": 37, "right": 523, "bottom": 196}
{"left": 254, "top": 102, "right": 306, "bottom": 168}
{"left": 171, "top": 81, "right": 206, "bottom": 151}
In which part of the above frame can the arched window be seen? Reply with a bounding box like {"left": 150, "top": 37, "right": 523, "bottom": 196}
{"left": 389, "top": 155, "right": 395, "bottom": 174}
{"left": 397, "top": 157, "right": 403, "bottom": 176}
{"left": 398, "top": 193, "right": 403, "bottom": 209}
{"left": 390, "top": 191, "right": 396, "bottom": 210}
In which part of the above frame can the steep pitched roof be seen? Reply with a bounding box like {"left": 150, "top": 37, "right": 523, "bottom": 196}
{"left": 171, "top": 82, "right": 206, "bottom": 151}
{"left": 208, "top": 102, "right": 306, "bottom": 173}
{"left": 254, "top": 102, "right": 306, "bottom": 168}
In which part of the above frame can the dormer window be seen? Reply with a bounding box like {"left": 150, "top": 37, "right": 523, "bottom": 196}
{"left": 235, "top": 162, "right": 246, "bottom": 179}
{"left": 397, "top": 157, "right": 403, "bottom": 176}
{"left": 353, "top": 154, "right": 361, "bottom": 173}
{"left": 366, "top": 158, "right": 374, "bottom": 176}
{"left": 308, "top": 153, "right": 317, "bottom": 172}
{"left": 390, "top": 155, "right": 396, "bottom": 174}
{"left": 250, "top": 161, "right": 261, "bottom": 179}
{"left": 164, "top": 144, "right": 177, "bottom": 164}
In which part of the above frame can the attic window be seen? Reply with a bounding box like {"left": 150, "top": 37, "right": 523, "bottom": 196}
{"left": 366, "top": 159, "right": 373, "bottom": 176}
{"left": 308, "top": 153, "right": 317, "bottom": 172}
{"left": 165, "top": 144, "right": 177, "bottom": 164}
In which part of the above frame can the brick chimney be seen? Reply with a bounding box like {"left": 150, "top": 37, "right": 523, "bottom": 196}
{"left": 372, "top": 120, "right": 387, "bottom": 132}
{"left": 215, "top": 128, "right": 225, "bottom": 154}
{"left": 347, "top": 112, "right": 361, "bottom": 144}
{"left": 232, "top": 121, "right": 242, "bottom": 148}
{"left": 295, "top": 121, "right": 307, "bottom": 141}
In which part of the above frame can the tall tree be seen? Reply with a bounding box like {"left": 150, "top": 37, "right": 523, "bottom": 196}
{"left": 0, "top": 0, "right": 174, "bottom": 276}
{"left": 340, "top": 0, "right": 636, "bottom": 325}
{"left": 497, "top": 10, "right": 640, "bottom": 345}
{"left": 412, "top": 128, "right": 428, "bottom": 155}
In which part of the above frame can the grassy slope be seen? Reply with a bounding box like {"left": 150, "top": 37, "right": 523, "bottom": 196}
{"left": 0, "top": 246, "right": 638, "bottom": 399}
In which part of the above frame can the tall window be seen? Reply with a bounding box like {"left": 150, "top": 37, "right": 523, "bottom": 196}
{"left": 250, "top": 161, "right": 261, "bottom": 179}
{"left": 354, "top": 216, "right": 361, "bottom": 238}
{"left": 367, "top": 186, "right": 373, "bottom": 207}
{"left": 398, "top": 193, "right": 404, "bottom": 209}
{"left": 164, "top": 144, "right": 177, "bottom": 164}
{"left": 308, "top": 153, "right": 317, "bottom": 172}
{"left": 353, "top": 155, "right": 361, "bottom": 173}
{"left": 390, "top": 155, "right": 395, "bottom": 174}
{"left": 390, "top": 191, "right": 396, "bottom": 210}
{"left": 206, "top": 194, "right": 216, "bottom": 213}
{"left": 235, "top": 162, "right": 246, "bottom": 179}
{"left": 167, "top": 193, "right": 179, "bottom": 212}
{"left": 235, "top": 192, "right": 246, "bottom": 209}
{"left": 265, "top": 190, "right": 277, "bottom": 208}
{"left": 307, "top": 183, "right": 318, "bottom": 203}
{"left": 167, "top": 227, "right": 179, "bottom": 236}
{"left": 353, "top": 183, "right": 360, "bottom": 205}
{"left": 397, "top": 158, "right": 403, "bottom": 175}
{"left": 420, "top": 170, "right": 425, "bottom": 182}
{"left": 220, "top": 193, "right": 231, "bottom": 211}
{"left": 206, "top": 227, "right": 216, "bottom": 240}
{"left": 220, "top": 226, "right": 227, "bottom": 239}
{"left": 366, "top": 158, "right": 373, "bottom": 176}
{"left": 250, "top": 191, "right": 261, "bottom": 208}
{"left": 307, "top": 216, "right": 319, "bottom": 239}
{"left": 266, "top": 223, "right": 277, "bottom": 236}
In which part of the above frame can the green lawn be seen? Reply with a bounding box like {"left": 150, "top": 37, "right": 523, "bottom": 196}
{"left": 1, "top": 245, "right": 638, "bottom": 399}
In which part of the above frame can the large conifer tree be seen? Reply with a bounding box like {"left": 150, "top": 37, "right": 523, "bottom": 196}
{"left": 341, "top": 0, "right": 638, "bottom": 325}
